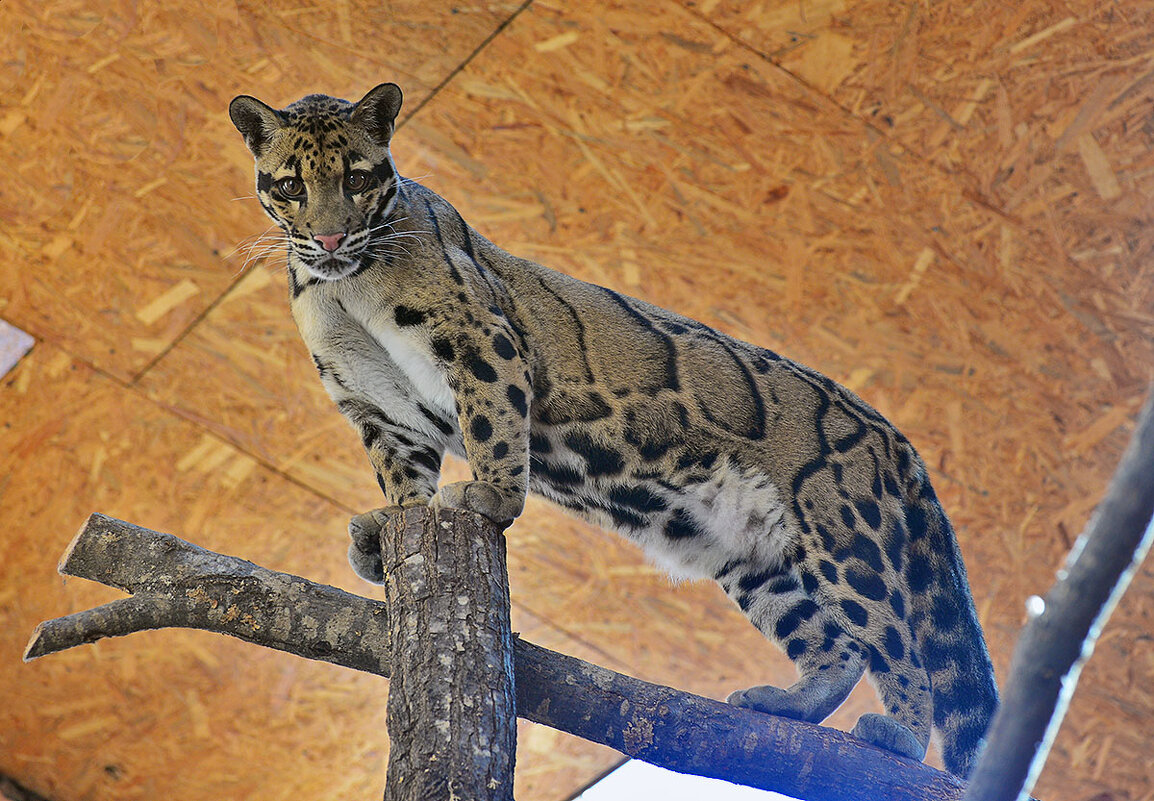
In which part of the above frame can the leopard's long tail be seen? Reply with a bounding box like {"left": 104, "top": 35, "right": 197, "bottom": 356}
{"left": 906, "top": 477, "right": 999, "bottom": 778}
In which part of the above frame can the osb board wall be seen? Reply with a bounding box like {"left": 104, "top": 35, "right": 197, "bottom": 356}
{"left": 2, "top": 0, "right": 1152, "bottom": 800}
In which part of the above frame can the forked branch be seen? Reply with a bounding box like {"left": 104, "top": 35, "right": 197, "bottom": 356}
{"left": 27, "top": 513, "right": 968, "bottom": 801}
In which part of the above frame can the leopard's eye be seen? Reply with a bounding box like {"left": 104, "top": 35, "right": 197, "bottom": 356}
{"left": 275, "top": 177, "right": 305, "bottom": 199}
{"left": 344, "top": 170, "right": 370, "bottom": 193}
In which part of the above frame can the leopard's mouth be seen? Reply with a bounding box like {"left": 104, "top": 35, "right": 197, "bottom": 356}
{"left": 301, "top": 254, "right": 360, "bottom": 281}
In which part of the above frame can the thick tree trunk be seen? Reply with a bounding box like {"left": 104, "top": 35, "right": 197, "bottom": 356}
{"left": 376, "top": 507, "right": 516, "bottom": 801}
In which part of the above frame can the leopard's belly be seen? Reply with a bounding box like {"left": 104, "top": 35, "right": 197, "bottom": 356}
{"left": 528, "top": 437, "right": 799, "bottom": 581}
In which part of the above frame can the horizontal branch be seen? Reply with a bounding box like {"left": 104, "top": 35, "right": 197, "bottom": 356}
{"left": 27, "top": 515, "right": 391, "bottom": 674}
{"left": 28, "top": 514, "right": 968, "bottom": 801}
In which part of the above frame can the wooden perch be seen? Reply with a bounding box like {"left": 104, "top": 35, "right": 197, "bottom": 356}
{"left": 964, "top": 387, "right": 1154, "bottom": 801}
{"left": 26, "top": 513, "right": 972, "bottom": 801}
{"left": 376, "top": 507, "right": 516, "bottom": 801}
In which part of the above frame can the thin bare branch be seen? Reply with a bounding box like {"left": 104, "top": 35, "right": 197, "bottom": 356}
{"left": 964, "top": 386, "right": 1154, "bottom": 801}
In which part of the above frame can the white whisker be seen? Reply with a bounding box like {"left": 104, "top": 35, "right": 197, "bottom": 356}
{"left": 226, "top": 225, "right": 291, "bottom": 278}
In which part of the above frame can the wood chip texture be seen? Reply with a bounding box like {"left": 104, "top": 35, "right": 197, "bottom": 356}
{"left": 2, "top": 0, "right": 1153, "bottom": 799}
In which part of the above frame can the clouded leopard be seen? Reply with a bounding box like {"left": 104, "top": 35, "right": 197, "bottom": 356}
{"left": 230, "top": 83, "right": 998, "bottom": 777}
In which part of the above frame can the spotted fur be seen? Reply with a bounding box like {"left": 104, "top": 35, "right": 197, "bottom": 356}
{"left": 230, "top": 84, "right": 998, "bottom": 776}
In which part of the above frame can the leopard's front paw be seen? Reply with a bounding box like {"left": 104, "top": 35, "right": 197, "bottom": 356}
{"left": 429, "top": 480, "right": 522, "bottom": 529}
{"left": 347, "top": 504, "right": 424, "bottom": 583}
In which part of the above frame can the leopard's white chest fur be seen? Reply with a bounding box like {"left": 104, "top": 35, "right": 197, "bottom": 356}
{"left": 293, "top": 279, "right": 459, "bottom": 444}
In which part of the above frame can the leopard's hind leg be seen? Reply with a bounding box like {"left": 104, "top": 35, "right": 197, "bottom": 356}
{"left": 721, "top": 561, "right": 867, "bottom": 724}
{"left": 853, "top": 649, "right": 932, "bottom": 763}
{"left": 721, "top": 559, "right": 930, "bottom": 764}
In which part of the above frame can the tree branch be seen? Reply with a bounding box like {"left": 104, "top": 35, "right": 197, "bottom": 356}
{"left": 964, "top": 387, "right": 1154, "bottom": 801}
{"left": 27, "top": 513, "right": 971, "bottom": 800}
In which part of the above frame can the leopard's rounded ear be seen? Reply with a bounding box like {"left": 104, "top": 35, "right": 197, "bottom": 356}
{"left": 229, "top": 95, "right": 285, "bottom": 157}
{"left": 351, "top": 83, "right": 403, "bottom": 146}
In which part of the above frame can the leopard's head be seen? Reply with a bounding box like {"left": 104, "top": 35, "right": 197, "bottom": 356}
{"left": 229, "top": 83, "right": 403, "bottom": 282}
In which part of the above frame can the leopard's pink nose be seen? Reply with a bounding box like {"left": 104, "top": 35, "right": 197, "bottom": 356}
{"left": 314, "top": 232, "right": 346, "bottom": 252}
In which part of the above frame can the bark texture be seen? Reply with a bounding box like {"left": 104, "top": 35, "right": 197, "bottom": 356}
{"left": 26, "top": 513, "right": 988, "bottom": 799}
{"left": 514, "top": 637, "right": 970, "bottom": 801}
{"left": 376, "top": 507, "right": 516, "bottom": 801}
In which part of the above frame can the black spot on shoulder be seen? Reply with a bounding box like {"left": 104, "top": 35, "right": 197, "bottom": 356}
{"left": 922, "top": 637, "right": 951, "bottom": 672}
{"left": 470, "top": 415, "right": 492, "bottom": 443}
{"left": 800, "top": 570, "right": 818, "bottom": 594}
{"left": 492, "top": 333, "right": 516, "bottom": 360}
{"left": 883, "top": 472, "right": 901, "bottom": 497}
{"left": 433, "top": 337, "right": 455, "bottom": 362}
{"left": 786, "top": 638, "right": 808, "bottom": 659}
{"left": 839, "top": 504, "right": 856, "bottom": 529}
{"left": 867, "top": 644, "right": 890, "bottom": 673}
{"left": 885, "top": 518, "right": 908, "bottom": 572}
{"left": 889, "top": 589, "right": 906, "bottom": 619}
{"left": 775, "top": 599, "right": 819, "bottom": 639}
{"left": 906, "top": 552, "right": 934, "bottom": 594}
{"left": 907, "top": 501, "right": 928, "bottom": 542}
{"left": 468, "top": 353, "right": 498, "bottom": 383}
{"left": 819, "top": 560, "right": 839, "bottom": 584}
{"left": 507, "top": 385, "right": 528, "bottom": 417}
{"left": 896, "top": 446, "right": 912, "bottom": 475}
{"left": 492, "top": 441, "right": 509, "bottom": 459}
{"left": 394, "top": 305, "right": 426, "bottom": 326}
{"left": 931, "top": 593, "right": 961, "bottom": 630}
{"left": 815, "top": 523, "right": 836, "bottom": 551}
